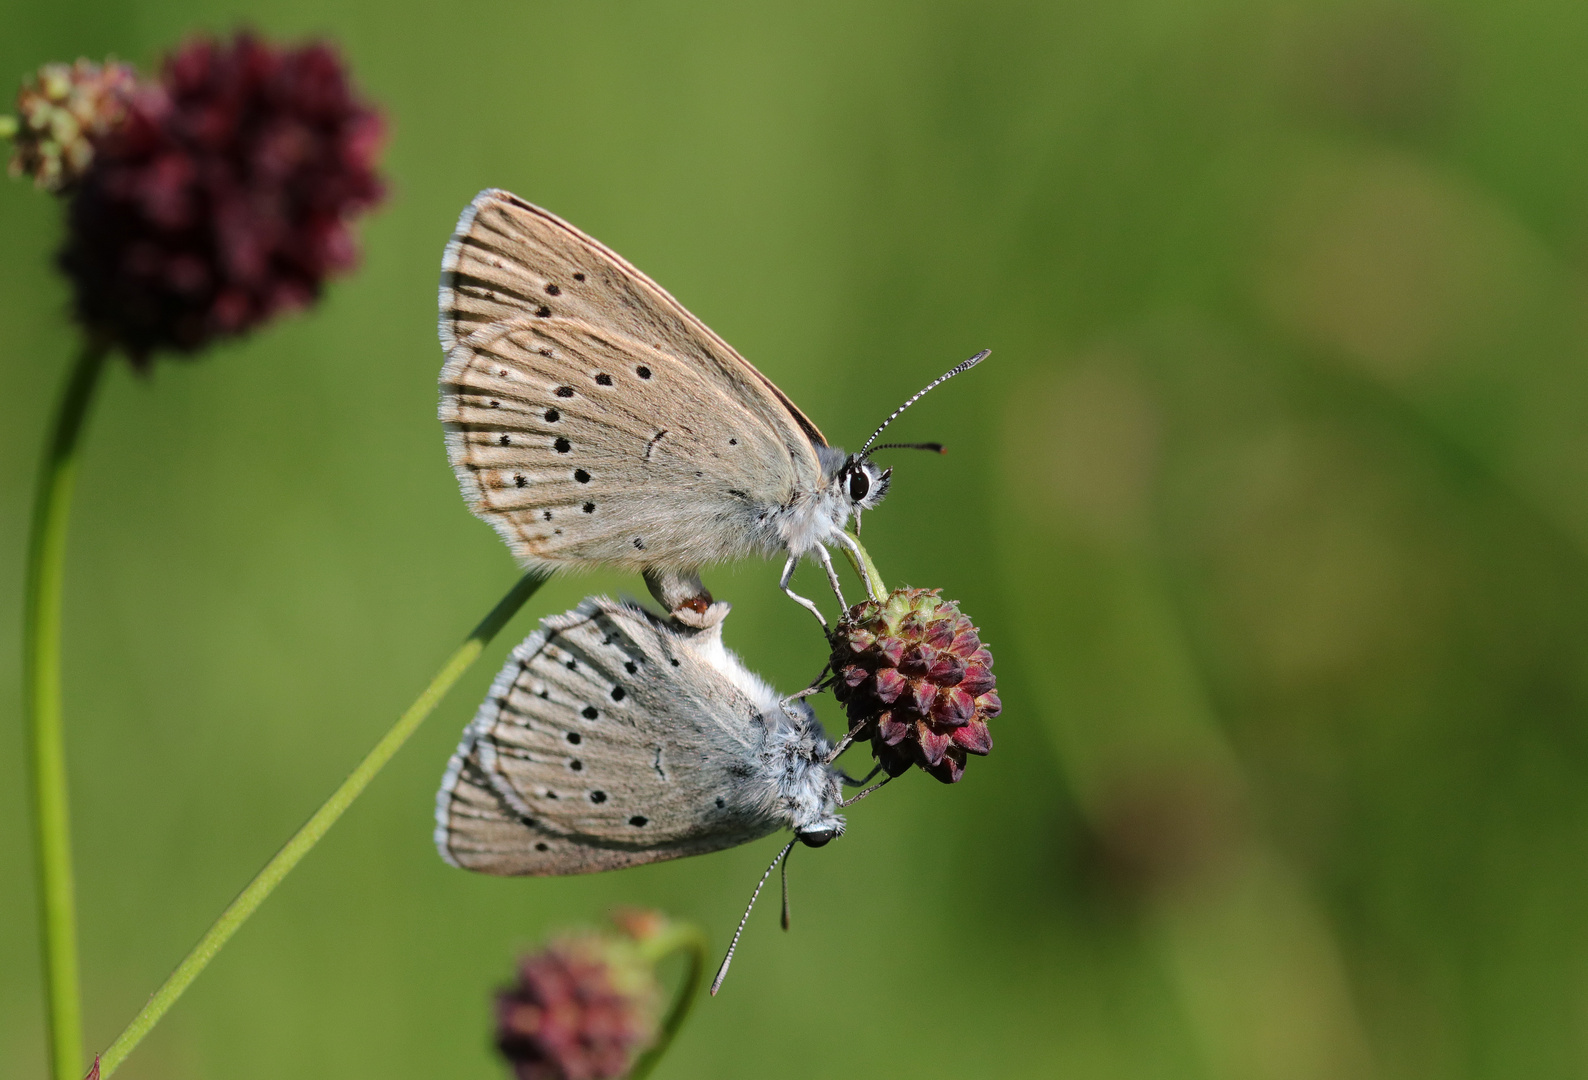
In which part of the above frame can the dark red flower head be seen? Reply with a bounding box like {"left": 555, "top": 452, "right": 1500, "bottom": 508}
{"left": 831, "top": 587, "right": 1000, "bottom": 783}
{"left": 496, "top": 929, "right": 662, "bottom": 1080}
{"left": 58, "top": 32, "right": 386, "bottom": 365}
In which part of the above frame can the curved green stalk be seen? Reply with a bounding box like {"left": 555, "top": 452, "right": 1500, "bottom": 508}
{"left": 841, "top": 533, "right": 887, "bottom": 599}
{"left": 96, "top": 571, "right": 548, "bottom": 1078}
{"left": 25, "top": 342, "right": 109, "bottom": 1080}
{"left": 630, "top": 922, "right": 711, "bottom": 1080}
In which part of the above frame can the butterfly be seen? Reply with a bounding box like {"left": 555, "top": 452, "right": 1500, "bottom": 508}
{"left": 437, "top": 189, "right": 987, "bottom": 626}
{"left": 435, "top": 595, "right": 878, "bottom": 990}
{"left": 434, "top": 596, "right": 849, "bottom": 877}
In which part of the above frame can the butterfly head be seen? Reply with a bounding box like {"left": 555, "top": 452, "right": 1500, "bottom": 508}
{"left": 839, "top": 455, "right": 892, "bottom": 532}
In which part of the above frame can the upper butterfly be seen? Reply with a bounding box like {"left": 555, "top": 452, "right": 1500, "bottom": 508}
{"left": 437, "top": 189, "right": 988, "bottom": 626}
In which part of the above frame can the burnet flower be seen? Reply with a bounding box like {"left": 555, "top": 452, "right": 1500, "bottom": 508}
{"left": 496, "top": 917, "right": 665, "bottom": 1080}
{"left": 45, "top": 32, "right": 386, "bottom": 364}
{"left": 830, "top": 587, "right": 1000, "bottom": 783}
{"left": 2, "top": 59, "right": 138, "bottom": 191}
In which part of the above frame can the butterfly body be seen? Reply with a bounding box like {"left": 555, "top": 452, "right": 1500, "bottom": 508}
{"left": 434, "top": 597, "right": 845, "bottom": 876}
{"left": 438, "top": 191, "right": 894, "bottom": 617}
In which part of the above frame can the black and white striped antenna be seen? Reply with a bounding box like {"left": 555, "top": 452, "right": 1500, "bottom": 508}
{"left": 858, "top": 349, "right": 990, "bottom": 459}
{"left": 710, "top": 838, "right": 796, "bottom": 996}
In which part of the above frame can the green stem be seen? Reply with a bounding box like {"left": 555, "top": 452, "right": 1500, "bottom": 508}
{"left": 25, "top": 342, "right": 109, "bottom": 1080}
{"left": 841, "top": 533, "right": 887, "bottom": 599}
{"left": 629, "top": 923, "right": 711, "bottom": 1080}
{"left": 96, "top": 571, "right": 548, "bottom": 1078}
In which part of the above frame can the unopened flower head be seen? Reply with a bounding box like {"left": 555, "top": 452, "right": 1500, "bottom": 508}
{"left": 831, "top": 587, "right": 1000, "bottom": 784}
{"left": 3, "top": 59, "right": 139, "bottom": 191}
{"left": 496, "top": 919, "right": 664, "bottom": 1080}
{"left": 57, "top": 32, "right": 386, "bottom": 364}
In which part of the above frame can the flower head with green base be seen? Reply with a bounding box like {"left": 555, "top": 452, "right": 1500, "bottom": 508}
{"left": 831, "top": 587, "right": 1000, "bottom": 783}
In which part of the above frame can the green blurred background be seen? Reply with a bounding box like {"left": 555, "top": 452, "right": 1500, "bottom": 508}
{"left": 6, "top": 0, "right": 1588, "bottom": 1076}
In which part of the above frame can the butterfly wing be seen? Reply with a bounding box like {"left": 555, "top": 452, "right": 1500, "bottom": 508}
{"left": 439, "top": 190, "right": 830, "bottom": 571}
{"left": 435, "top": 597, "right": 785, "bottom": 876}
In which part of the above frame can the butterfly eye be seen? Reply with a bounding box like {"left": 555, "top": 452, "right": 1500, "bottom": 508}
{"left": 797, "top": 826, "right": 838, "bottom": 848}
{"left": 847, "top": 468, "right": 870, "bottom": 503}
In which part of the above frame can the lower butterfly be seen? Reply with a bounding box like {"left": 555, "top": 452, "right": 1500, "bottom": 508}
{"left": 435, "top": 596, "right": 878, "bottom": 990}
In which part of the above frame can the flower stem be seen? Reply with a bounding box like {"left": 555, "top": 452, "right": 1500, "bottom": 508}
{"left": 25, "top": 341, "right": 109, "bottom": 1080}
{"left": 842, "top": 533, "right": 887, "bottom": 599}
{"left": 630, "top": 923, "right": 711, "bottom": 1080}
{"left": 95, "top": 571, "right": 548, "bottom": 1078}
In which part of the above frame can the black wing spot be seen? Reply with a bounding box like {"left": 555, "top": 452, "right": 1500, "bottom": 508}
{"left": 573, "top": 272, "right": 586, "bottom": 282}
{"left": 538, "top": 688, "right": 550, "bottom": 699}
{"left": 544, "top": 408, "right": 560, "bottom": 422}
{"left": 582, "top": 706, "right": 599, "bottom": 720}
{"left": 566, "top": 658, "right": 578, "bottom": 671}
{"left": 544, "top": 790, "right": 558, "bottom": 799}
{"left": 569, "top": 759, "right": 583, "bottom": 771}
{"left": 556, "top": 386, "right": 575, "bottom": 398}
{"left": 629, "top": 815, "right": 648, "bottom": 827}
{"left": 555, "top": 437, "right": 571, "bottom": 453}
{"left": 535, "top": 305, "right": 551, "bottom": 318}
{"left": 518, "top": 814, "right": 536, "bottom": 827}
{"left": 544, "top": 283, "right": 561, "bottom": 296}
{"left": 632, "top": 537, "right": 645, "bottom": 550}
{"left": 566, "top": 732, "right": 582, "bottom": 745}
{"left": 669, "top": 658, "right": 680, "bottom": 667}
{"left": 535, "top": 842, "right": 549, "bottom": 852}
{"left": 590, "top": 790, "right": 608, "bottom": 804}
{"left": 582, "top": 502, "right": 595, "bottom": 514}
{"left": 499, "top": 434, "right": 511, "bottom": 446}
{"left": 611, "top": 686, "right": 626, "bottom": 701}
{"left": 636, "top": 365, "right": 652, "bottom": 379}
{"left": 694, "top": 471, "right": 703, "bottom": 479}
{"left": 624, "top": 661, "right": 637, "bottom": 674}
{"left": 729, "top": 438, "right": 738, "bottom": 445}
{"left": 575, "top": 469, "right": 591, "bottom": 483}
{"left": 543, "top": 510, "right": 553, "bottom": 521}
{"left": 515, "top": 475, "right": 526, "bottom": 488}
{"left": 595, "top": 373, "right": 613, "bottom": 386}
{"left": 554, "top": 528, "right": 562, "bottom": 534}
{"left": 727, "top": 489, "right": 749, "bottom": 500}
{"left": 715, "top": 797, "right": 726, "bottom": 808}
{"left": 489, "top": 400, "right": 500, "bottom": 408}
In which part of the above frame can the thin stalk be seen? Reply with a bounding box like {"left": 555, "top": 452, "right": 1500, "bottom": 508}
{"left": 630, "top": 923, "right": 711, "bottom": 1080}
{"left": 96, "top": 571, "right": 549, "bottom": 1078}
{"left": 25, "top": 342, "right": 109, "bottom": 1080}
{"left": 841, "top": 533, "right": 887, "bottom": 599}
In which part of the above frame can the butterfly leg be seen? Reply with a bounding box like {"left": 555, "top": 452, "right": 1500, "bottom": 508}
{"left": 837, "top": 763, "right": 883, "bottom": 788}
{"left": 780, "top": 554, "right": 829, "bottom": 628}
{"left": 778, "top": 663, "right": 833, "bottom": 723}
{"left": 812, "top": 545, "right": 849, "bottom": 611}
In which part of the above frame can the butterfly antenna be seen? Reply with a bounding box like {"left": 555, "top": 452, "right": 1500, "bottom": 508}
{"left": 780, "top": 843, "right": 795, "bottom": 931}
{"left": 858, "top": 349, "right": 991, "bottom": 458}
{"left": 711, "top": 838, "right": 797, "bottom": 996}
{"left": 868, "top": 442, "right": 946, "bottom": 454}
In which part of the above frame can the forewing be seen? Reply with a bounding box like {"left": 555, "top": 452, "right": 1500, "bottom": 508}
{"left": 435, "top": 598, "right": 782, "bottom": 876}
{"left": 441, "top": 318, "right": 798, "bottom": 569}
{"left": 438, "top": 191, "right": 827, "bottom": 569}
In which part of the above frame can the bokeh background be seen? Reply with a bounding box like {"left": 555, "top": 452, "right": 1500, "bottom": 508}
{"left": 6, "top": 1, "right": 1588, "bottom": 1077}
